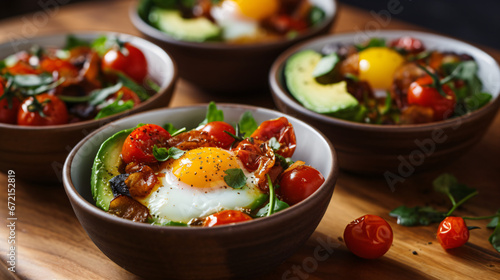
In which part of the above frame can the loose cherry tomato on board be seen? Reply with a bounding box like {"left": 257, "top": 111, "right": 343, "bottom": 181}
{"left": 390, "top": 36, "right": 425, "bottom": 54}
{"left": 0, "top": 84, "right": 21, "bottom": 124}
{"left": 203, "top": 210, "right": 252, "bottom": 227}
{"left": 251, "top": 117, "right": 296, "bottom": 158}
{"left": 121, "top": 124, "right": 171, "bottom": 164}
{"left": 102, "top": 43, "right": 148, "bottom": 83}
{"left": 437, "top": 217, "right": 470, "bottom": 250}
{"left": 200, "top": 121, "right": 236, "bottom": 149}
{"left": 17, "top": 93, "right": 68, "bottom": 126}
{"left": 407, "top": 75, "right": 456, "bottom": 121}
{"left": 344, "top": 215, "right": 393, "bottom": 259}
{"left": 278, "top": 165, "right": 324, "bottom": 205}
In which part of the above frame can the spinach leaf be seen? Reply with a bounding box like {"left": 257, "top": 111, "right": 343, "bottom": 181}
{"left": 199, "top": 101, "right": 224, "bottom": 126}
{"left": 238, "top": 111, "right": 258, "bottom": 137}
{"left": 223, "top": 168, "right": 246, "bottom": 189}
{"left": 88, "top": 82, "right": 123, "bottom": 106}
{"left": 255, "top": 197, "right": 289, "bottom": 218}
{"left": 153, "top": 146, "right": 185, "bottom": 161}
{"left": 94, "top": 97, "right": 134, "bottom": 119}
{"left": 389, "top": 205, "right": 446, "bottom": 226}
{"left": 465, "top": 92, "right": 492, "bottom": 111}
{"left": 65, "top": 34, "right": 90, "bottom": 50}
{"left": 117, "top": 73, "right": 151, "bottom": 101}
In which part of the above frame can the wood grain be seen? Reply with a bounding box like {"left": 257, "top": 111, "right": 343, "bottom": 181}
{"left": 1, "top": 0, "right": 499, "bottom": 279}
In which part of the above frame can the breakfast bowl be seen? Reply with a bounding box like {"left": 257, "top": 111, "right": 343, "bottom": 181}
{"left": 0, "top": 32, "right": 177, "bottom": 183}
{"left": 62, "top": 103, "right": 338, "bottom": 279}
{"left": 270, "top": 30, "right": 500, "bottom": 175}
{"left": 130, "top": 0, "right": 337, "bottom": 93}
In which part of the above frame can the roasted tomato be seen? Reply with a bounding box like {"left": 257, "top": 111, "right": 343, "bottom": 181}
{"left": 17, "top": 93, "right": 68, "bottom": 126}
{"left": 344, "top": 215, "right": 393, "bottom": 259}
{"left": 233, "top": 138, "right": 275, "bottom": 190}
{"left": 251, "top": 117, "right": 296, "bottom": 158}
{"left": 102, "top": 43, "right": 148, "bottom": 83}
{"left": 108, "top": 86, "right": 141, "bottom": 106}
{"left": 407, "top": 75, "right": 456, "bottom": 121}
{"left": 200, "top": 121, "right": 236, "bottom": 149}
{"left": 203, "top": 210, "right": 252, "bottom": 227}
{"left": 121, "top": 124, "right": 171, "bottom": 164}
{"left": 278, "top": 165, "right": 324, "bottom": 205}
{"left": 437, "top": 217, "right": 470, "bottom": 250}
{"left": 389, "top": 36, "right": 425, "bottom": 54}
{"left": 0, "top": 84, "right": 21, "bottom": 124}
{"left": 5, "top": 61, "right": 39, "bottom": 75}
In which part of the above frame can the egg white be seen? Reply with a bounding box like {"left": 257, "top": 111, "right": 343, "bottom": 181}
{"left": 210, "top": 1, "right": 259, "bottom": 41}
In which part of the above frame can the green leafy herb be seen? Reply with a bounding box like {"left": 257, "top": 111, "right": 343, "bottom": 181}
{"left": 275, "top": 154, "right": 294, "bottom": 169}
{"left": 487, "top": 210, "right": 500, "bottom": 229}
{"left": 380, "top": 92, "right": 393, "bottom": 115}
{"left": 94, "top": 96, "right": 134, "bottom": 119}
{"left": 0, "top": 59, "right": 6, "bottom": 71}
{"left": 199, "top": 101, "right": 224, "bottom": 126}
{"left": 255, "top": 196, "right": 289, "bottom": 217}
{"left": 223, "top": 168, "right": 247, "bottom": 189}
{"left": 465, "top": 92, "right": 492, "bottom": 111}
{"left": 91, "top": 35, "right": 112, "bottom": 56}
{"left": 65, "top": 34, "right": 90, "bottom": 50}
{"left": 162, "top": 123, "right": 186, "bottom": 136}
{"left": 417, "top": 64, "right": 448, "bottom": 97}
{"left": 238, "top": 111, "right": 258, "bottom": 137}
{"left": 309, "top": 5, "right": 326, "bottom": 26}
{"left": 117, "top": 73, "right": 151, "bottom": 101}
{"left": 12, "top": 74, "right": 53, "bottom": 87}
{"left": 489, "top": 217, "right": 500, "bottom": 253}
{"left": 89, "top": 82, "right": 123, "bottom": 106}
{"left": 389, "top": 205, "right": 446, "bottom": 226}
{"left": 153, "top": 146, "right": 185, "bottom": 161}
{"left": 356, "top": 38, "right": 386, "bottom": 52}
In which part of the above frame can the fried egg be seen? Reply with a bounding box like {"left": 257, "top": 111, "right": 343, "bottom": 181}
{"left": 140, "top": 147, "right": 265, "bottom": 224}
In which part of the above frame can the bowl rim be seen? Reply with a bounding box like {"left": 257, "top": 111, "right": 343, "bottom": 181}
{"left": 63, "top": 103, "right": 338, "bottom": 234}
{"left": 129, "top": 0, "right": 338, "bottom": 51}
{"left": 0, "top": 31, "right": 178, "bottom": 131}
{"left": 269, "top": 30, "right": 500, "bottom": 132}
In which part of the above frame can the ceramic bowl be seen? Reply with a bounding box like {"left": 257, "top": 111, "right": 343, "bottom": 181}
{"left": 63, "top": 104, "right": 337, "bottom": 279}
{"left": 270, "top": 30, "right": 500, "bottom": 175}
{"left": 130, "top": 0, "right": 337, "bottom": 93}
{"left": 0, "top": 32, "right": 177, "bottom": 183}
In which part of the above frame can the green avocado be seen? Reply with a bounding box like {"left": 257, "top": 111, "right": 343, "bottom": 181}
{"left": 285, "top": 50, "right": 359, "bottom": 115}
{"left": 91, "top": 128, "right": 134, "bottom": 211}
{"left": 149, "top": 8, "right": 222, "bottom": 42}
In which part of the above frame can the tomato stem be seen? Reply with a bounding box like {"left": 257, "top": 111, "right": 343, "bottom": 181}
{"left": 446, "top": 191, "right": 478, "bottom": 216}
{"left": 447, "top": 193, "right": 457, "bottom": 206}
{"left": 417, "top": 64, "right": 448, "bottom": 97}
{"left": 462, "top": 214, "right": 500, "bottom": 220}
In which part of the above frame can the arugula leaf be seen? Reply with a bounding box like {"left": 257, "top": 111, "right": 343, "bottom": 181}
{"left": 153, "top": 146, "right": 185, "bottom": 161}
{"left": 199, "top": 101, "right": 224, "bottom": 126}
{"left": 487, "top": 209, "right": 500, "bottom": 229}
{"left": 65, "top": 34, "right": 90, "bottom": 50}
{"left": 94, "top": 98, "right": 134, "bottom": 119}
{"left": 389, "top": 205, "right": 446, "bottom": 226}
{"left": 238, "top": 111, "right": 258, "bottom": 137}
{"left": 89, "top": 82, "right": 123, "bottom": 106}
{"left": 117, "top": 73, "right": 150, "bottom": 101}
{"left": 356, "top": 38, "right": 386, "bottom": 52}
{"left": 223, "top": 168, "right": 246, "bottom": 189}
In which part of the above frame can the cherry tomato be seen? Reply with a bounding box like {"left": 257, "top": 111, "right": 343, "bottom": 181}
{"left": 17, "top": 93, "right": 68, "bottom": 126}
{"left": 437, "top": 217, "right": 469, "bottom": 250}
{"left": 267, "top": 15, "right": 308, "bottom": 34}
{"left": 251, "top": 117, "right": 296, "bottom": 158}
{"left": 344, "top": 215, "right": 393, "bottom": 259}
{"left": 407, "top": 75, "right": 456, "bottom": 121}
{"left": 390, "top": 36, "right": 425, "bottom": 54}
{"left": 102, "top": 43, "right": 148, "bottom": 83}
{"left": 200, "top": 121, "right": 236, "bottom": 149}
{"left": 108, "top": 86, "right": 141, "bottom": 107}
{"left": 203, "top": 210, "right": 252, "bottom": 227}
{"left": 278, "top": 165, "right": 324, "bottom": 205}
{"left": 0, "top": 84, "right": 21, "bottom": 124}
{"left": 121, "top": 124, "right": 171, "bottom": 164}
{"left": 5, "top": 61, "right": 39, "bottom": 75}
{"left": 40, "top": 57, "right": 79, "bottom": 77}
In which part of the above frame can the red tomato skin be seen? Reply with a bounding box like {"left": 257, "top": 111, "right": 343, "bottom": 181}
{"left": 203, "top": 210, "right": 252, "bottom": 227}
{"left": 102, "top": 43, "right": 148, "bottom": 83}
{"left": 407, "top": 76, "right": 456, "bottom": 121}
{"left": 343, "top": 215, "right": 393, "bottom": 259}
{"left": 5, "top": 61, "right": 39, "bottom": 75}
{"left": 390, "top": 36, "right": 425, "bottom": 53}
{"left": 0, "top": 84, "right": 21, "bottom": 124}
{"left": 121, "top": 124, "right": 171, "bottom": 164}
{"left": 278, "top": 165, "right": 325, "bottom": 205}
{"left": 200, "top": 121, "right": 236, "bottom": 149}
{"left": 437, "top": 217, "right": 469, "bottom": 250}
{"left": 251, "top": 116, "right": 296, "bottom": 158}
{"left": 108, "top": 86, "right": 141, "bottom": 107}
{"left": 17, "top": 94, "right": 68, "bottom": 126}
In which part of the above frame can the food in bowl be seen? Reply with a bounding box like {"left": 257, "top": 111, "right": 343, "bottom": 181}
{"left": 284, "top": 36, "right": 493, "bottom": 124}
{"left": 0, "top": 35, "right": 159, "bottom": 126}
{"left": 91, "top": 102, "right": 325, "bottom": 226}
{"left": 138, "top": 0, "right": 326, "bottom": 43}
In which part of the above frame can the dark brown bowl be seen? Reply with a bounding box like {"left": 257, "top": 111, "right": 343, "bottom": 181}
{"left": 0, "top": 32, "right": 178, "bottom": 183}
{"left": 270, "top": 31, "right": 500, "bottom": 177}
{"left": 63, "top": 104, "right": 338, "bottom": 280}
{"left": 130, "top": 0, "right": 337, "bottom": 93}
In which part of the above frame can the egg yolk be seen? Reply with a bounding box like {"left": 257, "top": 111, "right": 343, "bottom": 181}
{"left": 229, "top": 0, "right": 279, "bottom": 20}
{"left": 171, "top": 147, "right": 240, "bottom": 189}
{"left": 358, "top": 47, "right": 405, "bottom": 90}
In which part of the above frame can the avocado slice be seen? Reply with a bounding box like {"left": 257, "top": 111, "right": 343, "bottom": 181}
{"left": 285, "top": 50, "right": 359, "bottom": 115}
{"left": 149, "top": 8, "right": 222, "bottom": 42}
{"left": 91, "top": 128, "right": 134, "bottom": 211}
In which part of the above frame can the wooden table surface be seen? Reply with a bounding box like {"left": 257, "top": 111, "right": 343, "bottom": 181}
{"left": 1, "top": 1, "right": 499, "bottom": 279}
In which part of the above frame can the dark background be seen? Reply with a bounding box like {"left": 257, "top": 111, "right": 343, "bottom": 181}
{"left": 1, "top": 0, "right": 498, "bottom": 49}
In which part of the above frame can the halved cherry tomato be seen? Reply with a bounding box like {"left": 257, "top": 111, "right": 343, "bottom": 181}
{"left": 0, "top": 84, "right": 21, "bottom": 124}
{"left": 251, "top": 117, "right": 296, "bottom": 158}
{"left": 17, "top": 93, "right": 68, "bottom": 126}
{"left": 390, "top": 36, "right": 425, "bottom": 54}
{"left": 407, "top": 75, "right": 456, "bottom": 121}
{"left": 121, "top": 124, "right": 171, "bottom": 164}
{"left": 233, "top": 138, "right": 275, "bottom": 190}
{"left": 102, "top": 43, "right": 148, "bottom": 83}
{"left": 107, "top": 86, "right": 141, "bottom": 107}
{"left": 344, "top": 215, "right": 393, "bottom": 259}
{"left": 278, "top": 165, "right": 324, "bottom": 205}
{"left": 40, "top": 57, "right": 79, "bottom": 78}
{"left": 200, "top": 121, "right": 236, "bottom": 149}
{"left": 203, "top": 210, "right": 252, "bottom": 227}
{"left": 437, "top": 217, "right": 469, "bottom": 250}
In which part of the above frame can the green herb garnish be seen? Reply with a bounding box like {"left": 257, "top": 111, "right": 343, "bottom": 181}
{"left": 153, "top": 146, "right": 185, "bottom": 161}
{"left": 223, "top": 168, "right": 247, "bottom": 189}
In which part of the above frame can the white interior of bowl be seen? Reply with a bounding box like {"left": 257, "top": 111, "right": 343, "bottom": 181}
{"left": 69, "top": 105, "right": 335, "bottom": 205}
